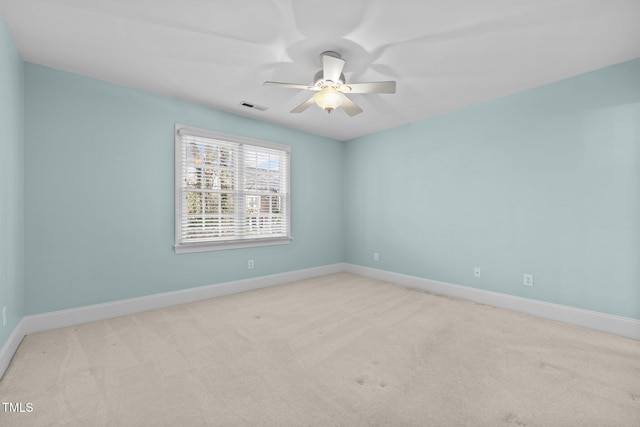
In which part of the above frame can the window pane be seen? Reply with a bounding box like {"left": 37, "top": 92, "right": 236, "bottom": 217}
{"left": 203, "top": 193, "right": 220, "bottom": 214}
{"left": 220, "top": 193, "right": 234, "bottom": 214}
{"left": 186, "top": 192, "right": 203, "bottom": 214}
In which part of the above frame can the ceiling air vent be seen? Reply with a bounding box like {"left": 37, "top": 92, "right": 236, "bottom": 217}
{"left": 240, "top": 101, "right": 268, "bottom": 111}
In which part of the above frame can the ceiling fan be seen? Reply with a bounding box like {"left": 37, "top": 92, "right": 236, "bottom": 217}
{"left": 264, "top": 51, "right": 396, "bottom": 117}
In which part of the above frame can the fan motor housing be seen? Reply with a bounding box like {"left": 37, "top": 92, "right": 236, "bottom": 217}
{"left": 313, "top": 70, "right": 345, "bottom": 87}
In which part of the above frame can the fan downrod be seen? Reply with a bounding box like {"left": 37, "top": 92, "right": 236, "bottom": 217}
{"left": 319, "top": 50, "right": 342, "bottom": 62}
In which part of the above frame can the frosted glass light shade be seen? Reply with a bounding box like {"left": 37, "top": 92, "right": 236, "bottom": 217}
{"left": 313, "top": 87, "right": 345, "bottom": 112}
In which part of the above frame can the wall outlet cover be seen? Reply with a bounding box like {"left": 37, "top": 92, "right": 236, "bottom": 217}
{"left": 524, "top": 273, "right": 534, "bottom": 287}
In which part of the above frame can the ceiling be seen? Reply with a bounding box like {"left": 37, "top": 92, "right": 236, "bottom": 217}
{"left": 1, "top": 0, "right": 639, "bottom": 141}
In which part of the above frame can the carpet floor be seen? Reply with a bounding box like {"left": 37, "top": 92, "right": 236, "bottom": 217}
{"left": 1, "top": 272, "right": 639, "bottom": 426}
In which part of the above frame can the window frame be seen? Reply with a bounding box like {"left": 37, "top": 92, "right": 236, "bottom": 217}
{"left": 174, "top": 124, "right": 291, "bottom": 254}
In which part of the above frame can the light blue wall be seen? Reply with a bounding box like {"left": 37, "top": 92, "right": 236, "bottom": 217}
{"left": 0, "top": 17, "right": 25, "bottom": 347}
{"left": 16, "top": 54, "right": 640, "bottom": 321}
{"left": 345, "top": 59, "right": 640, "bottom": 319}
{"left": 24, "top": 64, "right": 344, "bottom": 314}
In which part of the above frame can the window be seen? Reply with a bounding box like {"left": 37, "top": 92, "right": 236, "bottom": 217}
{"left": 175, "top": 125, "right": 291, "bottom": 253}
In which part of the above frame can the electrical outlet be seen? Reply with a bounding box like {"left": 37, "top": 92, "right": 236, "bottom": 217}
{"left": 2, "top": 306, "right": 6, "bottom": 327}
{"left": 373, "top": 252, "right": 379, "bottom": 261}
{"left": 248, "top": 259, "right": 254, "bottom": 270}
{"left": 474, "top": 267, "right": 481, "bottom": 278}
{"left": 524, "top": 273, "right": 534, "bottom": 287}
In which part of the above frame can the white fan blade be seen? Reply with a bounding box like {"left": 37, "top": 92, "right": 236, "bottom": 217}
{"left": 340, "top": 96, "right": 363, "bottom": 117}
{"left": 322, "top": 55, "right": 345, "bottom": 83}
{"left": 264, "top": 81, "right": 317, "bottom": 90}
{"left": 342, "top": 81, "right": 396, "bottom": 94}
{"left": 290, "top": 97, "right": 316, "bottom": 113}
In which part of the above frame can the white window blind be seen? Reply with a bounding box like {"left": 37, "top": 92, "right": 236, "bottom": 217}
{"left": 175, "top": 125, "right": 291, "bottom": 253}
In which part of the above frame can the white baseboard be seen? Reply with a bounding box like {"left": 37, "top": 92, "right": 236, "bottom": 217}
{"left": 23, "top": 263, "right": 347, "bottom": 334}
{"left": 0, "top": 263, "right": 345, "bottom": 379}
{"left": 344, "top": 264, "right": 640, "bottom": 341}
{"left": 2, "top": 262, "right": 638, "bottom": 380}
{"left": 0, "top": 318, "right": 26, "bottom": 381}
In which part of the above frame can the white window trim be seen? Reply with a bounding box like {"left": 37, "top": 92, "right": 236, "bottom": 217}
{"left": 174, "top": 124, "right": 291, "bottom": 254}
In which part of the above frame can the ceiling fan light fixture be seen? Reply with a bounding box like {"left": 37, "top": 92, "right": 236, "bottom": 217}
{"left": 265, "top": 50, "right": 395, "bottom": 117}
{"left": 313, "top": 86, "right": 345, "bottom": 113}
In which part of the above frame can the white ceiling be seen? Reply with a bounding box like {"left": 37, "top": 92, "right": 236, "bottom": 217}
{"left": 1, "top": 0, "right": 639, "bottom": 141}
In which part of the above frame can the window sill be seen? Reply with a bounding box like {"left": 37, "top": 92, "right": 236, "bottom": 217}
{"left": 174, "top": 237, "right": 292, "bottom": 254}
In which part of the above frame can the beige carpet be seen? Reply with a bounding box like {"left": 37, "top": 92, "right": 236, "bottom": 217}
{"left": 1, "top": 272, "right": 639, "bottom": 426}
